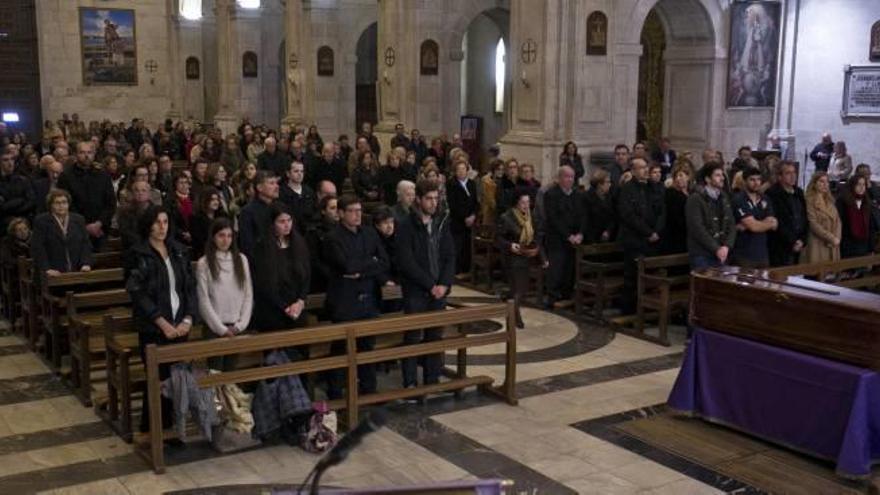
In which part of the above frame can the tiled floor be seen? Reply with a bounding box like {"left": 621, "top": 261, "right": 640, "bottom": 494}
{"left": 0, "top": 285, "right": 856, "bottom": 494}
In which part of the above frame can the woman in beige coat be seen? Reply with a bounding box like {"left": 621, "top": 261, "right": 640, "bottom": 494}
{"left": 804, "top": 172, "right": 841, "bottom": 263}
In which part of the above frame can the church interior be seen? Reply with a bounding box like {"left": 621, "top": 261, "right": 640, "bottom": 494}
{"left": 1, "top": 0, "right": 880, "bottom": 493}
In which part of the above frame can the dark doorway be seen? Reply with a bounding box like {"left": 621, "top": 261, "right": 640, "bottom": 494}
{"left": 355, "top": 22, "right": 377, "bottom": 130}
{"left": 0, "top": 0, "right": 41, "bottom": 139}
{"left": 637, "top": 10, "right": 666, "bottom": 145}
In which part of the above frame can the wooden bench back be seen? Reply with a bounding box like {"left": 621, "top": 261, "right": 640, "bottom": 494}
{"left": 93, "top": 251, "right": 123, "bottom": 269}
{"left": 639, "top": 253, "right": 690, "bottom": 271}
{"left": 768, "top": 254, "right": 880, "bottom": 279}
{"left": 577, "top": 242, "right": 622, "bottom": 257}
{"left": 44, "top": 268, "right": 125, "bottom": 291}
{"left": 68, "top": 288, "right": 131, "bottom": 314}
{"left": 144, "top": 302, "right": 517, "bottom": 473}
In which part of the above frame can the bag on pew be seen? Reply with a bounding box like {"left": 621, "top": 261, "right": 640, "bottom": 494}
{"left": 301, "top": 401, "right": 338, "bottom": 454}
{"left": 212, "top": 381, "right": 262, "bottom": 453}
{"left": 161, "top": 363, "right": 219, "bottom": 442}
{"left": 251, "top": 349, "right": 313, "bottom": 443}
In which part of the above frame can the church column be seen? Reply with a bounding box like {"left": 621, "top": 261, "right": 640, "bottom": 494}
{"left": 165, "top": 0, "right": 184, "bottom": 120}
{"left": 498, "top": 0, "right": 575, "bottom": 181}
{"left": 374, "top": 0, "right": 417, "bottom": 152}
{"left": 769, "top": 0, "right": 801, "bottom": 160}
{"left": 213, "top": 0, "right": 241, "bottom": 135}
{"left": 282, "top": 0, "right": 314, "bottom": 126}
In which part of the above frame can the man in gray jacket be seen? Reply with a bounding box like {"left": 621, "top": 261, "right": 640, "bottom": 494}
{"left": 685, "top": 162, "right": 736, "bottom": 269}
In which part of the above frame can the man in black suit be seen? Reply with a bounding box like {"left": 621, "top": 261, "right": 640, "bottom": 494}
{"left": 307, "top": 143, "right": 347, "bottom": 193}
{"left": 651, "top": 137, "right": 677, "bottom": 180}
{"left": 543, "top": 165, "right": 583, "bottom": 307}
{"left": 395, "top": 180, "right": 455, "bottom": 389}
{"left": 446, "top": 160, "right": 479, "bottom": 274}
{"left": 56, "top": 141, "right": 116, "bottom": 250}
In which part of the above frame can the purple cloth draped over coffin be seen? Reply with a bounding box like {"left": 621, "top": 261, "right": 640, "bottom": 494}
{"left": 668, "top": 327, "right": 880, "bottom": 478}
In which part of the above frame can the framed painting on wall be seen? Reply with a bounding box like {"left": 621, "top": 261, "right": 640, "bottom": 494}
{"left": 185, "top": 57, "right": 200, "bottom": 79}
{"left": 586, "top": 11, "right": 608, "bottom": 56}
{"left": 79, "top": 8, "right": 138, "bottom": 85}
{"left": 726, "top": 1, "right": 781, "bottom": 108}
{"left": 243, "top": 51, "right": 258, "bottom": 78}
{"left": 871, "top": 21, "right": 880, "bottom": 62}
{"left": 317, "top": 46, "right": 334, "bottom": 77}
{"left": 420, "top": 40, "right": 439, "bottom": 75}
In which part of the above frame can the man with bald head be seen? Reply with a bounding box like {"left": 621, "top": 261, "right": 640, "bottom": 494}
{"left": 257, "top": 136, "right": 289, "bottom": 177}
{"left": 617, "top": 157, "right": 665, "bottom": 314}
{"left": 57, "top": 141, "right": 116, "bottom": 249}
{"left": 809, "top": 132, "right": 834, "bottom": 173}
{"left": 543, "top": 165, "right": 583, "bottom": 308}
{"left": 32, "top": 156, "right": 63, "bottom": 212}
{"left": 307, "top": 142, "right": 347, "bottom": 193}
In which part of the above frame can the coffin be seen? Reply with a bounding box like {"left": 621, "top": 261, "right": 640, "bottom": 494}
{"left": 690, "top": 268, "right": 880, "bottom": 369}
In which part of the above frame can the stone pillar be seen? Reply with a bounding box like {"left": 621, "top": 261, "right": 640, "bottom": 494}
{"left": 374, "top": 0, "right": 417, "bottom": 152}
{"left": 213, "top": 0, "right": 240, "bottom": 135}
{"left": 282, "top": 0, "right": 313, "bottom": 126}
{"left": 769, "top": 0, "right": 801, "bottom": 161}
{"left": 165, "top": 0, "right": 183, "bottom": 120}
{"left": 498, "top": 0, "right": 574, "bottom": 182}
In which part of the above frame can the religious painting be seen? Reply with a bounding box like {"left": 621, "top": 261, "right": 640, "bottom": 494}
{"left": 317, "top": 46, "right": 334, "bottom": 77}
{"left": 586, "top": 11, "right": 608, "bottom": 56}
{"left": 79, "top": 8, "right": 138, "bottom": 86}
{"left": 841, "top": 65, "right": 880, "bottom": 118}
{"left": 242, "top": 51, "right": 258, "bottom": 78}
{"left": 420, "top": 39, "right": 439, "bottom": 75}
{"left": 726, "top": 1, "right": 781, "bottom": 108}
{"left": 871, "top": 21, "right": 880, "bottom": 62}
{"left": 185, "top": 56, "right": 200, "bottom": 79}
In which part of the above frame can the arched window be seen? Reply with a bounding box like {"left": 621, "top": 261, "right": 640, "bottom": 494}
{"left": 237, "top": 0, "right": 260, "bottom": 8}
{"left": 179, "top": 0, "right": 202, "bottom": 20}
{"left": 494, "top": 38, "right": 506, "bottom": 113}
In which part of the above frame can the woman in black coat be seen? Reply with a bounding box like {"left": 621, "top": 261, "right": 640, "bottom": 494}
{"left": 30, "top": 189, "right": 94, "bottom": 279}
{"left": 559, "top": 141, "right": 585, "bottom": 186}
{"left": 661, "top": 165, "right": 692, "bottom": 254}
{"left": 125, "top": 205, "right": 197, "bottom": 433}
{"left": 190, "top": 187, "right": 227, "bottom": 261}
{"left": 837, "top": 175, "right": 878, "bottom": 258}
{"left": 495, "top": 189, "right": 545, "bottom": 329}
{"left": 581, "top": 170, "right": 616, "bottom": 244}
{"left": 250, "top": 205, "right": 311, "bottom": 332}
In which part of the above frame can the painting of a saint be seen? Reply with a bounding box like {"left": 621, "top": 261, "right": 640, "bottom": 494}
{"left": 727, "top": 1, "right": 781, "bottom": 108}
{"left": 79, "top": 8, "right": 137, "bottom": 85}
{"left": 871, "top": 21, "right": 880, "bottom": 62}
{"left": 420, "top": 40, "right": 439, "bottom": 75}
{"left": 586, "top": 11, "right": 608, "bottom": 56}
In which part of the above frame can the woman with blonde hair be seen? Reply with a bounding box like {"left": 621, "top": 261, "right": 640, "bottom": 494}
{"left": 803, "top": 171, "right": 841, "bottom": 263}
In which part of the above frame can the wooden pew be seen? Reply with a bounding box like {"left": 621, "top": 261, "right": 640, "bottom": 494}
{"left": 40, "top": 268, "right": 125, "bottom": 370}
{"left": 17, "top": 257, "right": 38, "bottom": 344}
{"left": 629, "top": 253, "right": 690, "bottom": 346}
{"left": 574, "top": 243, "right": 624, "bottom": 320}
{"left": 0, "top": 258, "right": 19, "bottom": 328}
{"left": 470, "top": 224, "right": 498, "bottom": 290}
{"left": 142, "top": 302, "right": 518, "bottom": 473}
{"left": 103, "top": 285, "right": 404, "bottom": 442}
{"left": 767, "top": 254, "right": 880, "bottom": 291}
{"left": 67, "top": 289, "right": 132, "bottom": 406}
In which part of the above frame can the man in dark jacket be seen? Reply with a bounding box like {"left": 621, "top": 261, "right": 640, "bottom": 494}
{"left": 279, "top": 160, "right": 316, "bottom": 234}
{"left": 0, "top": 151, "right": 35, "bottom": 234}
{"left": 256, "top": 137, "right": 290, "bottom": 178}
{"left": 57, "top": 141, "right": 116, "bottom": 250}
{"left": 307, "top": 143, "right": 347, "bottom": 193}
{"left": 323, "top": 194, "right": 390, "bottom": 398}
{"left": 446, "top": 161, "right": 479, "bottom": 274}
{"left": 767, "top": 161, "right": 808, "bottom": 266}
{"left": 685, "top": 162, "right": 737, "bottom": 269}
{"left": 543, "top": 165, "right": 583, "bottom": 307}
{"left": 616, "top": 158, "right": 664, "bottom": 314}
{"left": 390, "top": 123, "right": 410, "bottom": 150}
{"left": 651, "top": 137, "right": 677, "bottom": 180}
{"left": 359, "top": 122, "right": 381, "bottom": 156}
{"left": 809, "top": 133, "right": 834, "bottom": 173}
{"left": 238, "top": 171, "right": 279, "bottom": 257}
{"left": 395, "top": 180, "right": 455, "bottom": 388}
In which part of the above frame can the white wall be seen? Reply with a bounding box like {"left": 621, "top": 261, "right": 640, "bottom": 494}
{"left": 463, "top": 14, "right": 506, "bottom": 151}
{"left": 789, "top": 0, "right": 880, "bottom": 174}
{"left": 36, "top": 0, "right": 174, "bottom": 127}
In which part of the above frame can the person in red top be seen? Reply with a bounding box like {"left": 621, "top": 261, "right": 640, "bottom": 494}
{"left": 164, "top": 172, "right": 194, "bottom": 247}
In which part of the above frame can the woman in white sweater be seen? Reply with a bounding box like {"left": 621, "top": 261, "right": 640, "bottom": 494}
{"left": 196, "top": 217, "right": 253, "bottom": 343}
